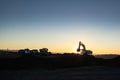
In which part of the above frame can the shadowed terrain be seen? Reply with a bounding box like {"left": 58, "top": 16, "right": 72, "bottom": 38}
{"left": 0, "top": 53, "right": 120, "bottom": 69}
{"left": 0, "top": 53, "right": 120, "bottom": 80}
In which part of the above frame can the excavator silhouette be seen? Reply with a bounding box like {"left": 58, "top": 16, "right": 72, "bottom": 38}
{"left": 77, "top": 41, "right": 92, "bottom": 55}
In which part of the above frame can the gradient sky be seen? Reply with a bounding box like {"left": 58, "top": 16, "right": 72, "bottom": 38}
{"left": 0, "top": 0, "right": 120, "bottom": 54}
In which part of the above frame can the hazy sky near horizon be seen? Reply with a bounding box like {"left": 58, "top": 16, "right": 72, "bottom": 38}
{"left": 0, "top": 0, "right": 120, "bottom": 54}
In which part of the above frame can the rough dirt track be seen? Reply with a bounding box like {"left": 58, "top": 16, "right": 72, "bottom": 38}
{"left": 1, "top": 66, "right": 120, "bottom": 80}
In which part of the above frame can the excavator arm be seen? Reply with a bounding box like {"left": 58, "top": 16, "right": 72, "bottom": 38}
{"left": 77, "top": 41, "right": 81, "bottom": 52}
{"left": 77, "top": 41, "right": 86, "bottom": 52}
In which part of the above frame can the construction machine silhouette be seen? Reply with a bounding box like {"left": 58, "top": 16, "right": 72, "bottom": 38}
{"left": 77, "top": 41, "right": 92, "bottom": 55}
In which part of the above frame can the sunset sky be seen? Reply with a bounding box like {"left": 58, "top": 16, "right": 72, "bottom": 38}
{"left": 0, "top": 0, "right": 120, "bottom": 54}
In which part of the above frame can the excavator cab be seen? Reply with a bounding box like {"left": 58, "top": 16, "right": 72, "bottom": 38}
{"left": 77, "top": 48, "right": 80, "bottom": 52}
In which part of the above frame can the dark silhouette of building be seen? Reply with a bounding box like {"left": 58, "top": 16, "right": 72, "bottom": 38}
{"left": 18, "top": 48, "right": 39, "bottom": 56}
{"left": 39, "top": 48, "right": 51, "bottom": 55}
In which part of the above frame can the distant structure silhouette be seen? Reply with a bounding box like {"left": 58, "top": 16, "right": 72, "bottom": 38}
{"left": 18, "top": 48, "right": 51, "bottom": 56}
{"left": 18, "top": 48, "right": 30, "bottom": 56}
{"left": 39, "top": 48, "right": 51, "bottom": 55}
{"left": 77, "top": 41, "right": 92, "bottom": 55}
{"left": 30, "top": 49, "right": 39, "bottom": 55}
{"left": 18, "top": 48, "right": 39, "bottom": 56}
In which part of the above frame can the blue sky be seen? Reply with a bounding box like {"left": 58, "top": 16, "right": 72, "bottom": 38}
{"left": 0, "top": 0, "right": 120, "bottom": 54}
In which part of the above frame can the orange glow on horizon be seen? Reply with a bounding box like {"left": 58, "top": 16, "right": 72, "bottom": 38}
{"left": 0, "top": 42, "right": 120, "bottom": 54}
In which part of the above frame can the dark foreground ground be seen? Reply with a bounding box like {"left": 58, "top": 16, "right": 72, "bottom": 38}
{"left": 0, "top": 66, "right": 120, "bottom": 80}
{"left": 0, "top": 54, "right": 120, "bottom": 80}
